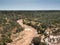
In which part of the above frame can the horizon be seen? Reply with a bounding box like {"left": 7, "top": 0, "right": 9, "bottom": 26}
{"left": 0, "top": 0, "right": 60, "bottom": 10}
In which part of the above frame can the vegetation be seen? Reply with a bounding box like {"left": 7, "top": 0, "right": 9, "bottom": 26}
{"left": 0, "top": 10, "right": 60, "bottom": 45}
{"left": 30, "top": 37, "right": 47, "bottom": 45}
{"left": 0, "top": 11, "right": 24, "bottom": 45}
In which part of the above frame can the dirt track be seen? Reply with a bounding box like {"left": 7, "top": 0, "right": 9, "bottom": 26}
{"left": 7, "top": 19, "right": 38, "bottom": 45}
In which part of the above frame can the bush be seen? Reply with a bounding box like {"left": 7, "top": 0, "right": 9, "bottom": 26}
{"left": 0, "top": 42, "right": 7, "bottom": 45}
{"left": 1, "top": 34, "right": 12, "bottom": 44}
{"left": 31, "top": 37, "right": 40, "bottom": 45}
{"left": 39, "top": 42, "right": 47, "bottom": 45}
{"left": 31, "top": 37, "right": 47, "bottom": 45}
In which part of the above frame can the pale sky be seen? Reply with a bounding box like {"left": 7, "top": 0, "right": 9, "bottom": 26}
{"left": 0, "top": 0, "right": 60, "bottom": 10}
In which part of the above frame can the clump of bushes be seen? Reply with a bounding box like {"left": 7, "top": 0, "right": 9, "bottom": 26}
{"left": 0, "top": 15, "right": 24, "bottom": 45}
{"left": 0, "top": 34, "right": 12, "bottom": 45}
{"left": 23, "top": 19, "right": 47, "bottom": 34}
{"left": 30, "top": 37, "right": 47, "bottom": 45}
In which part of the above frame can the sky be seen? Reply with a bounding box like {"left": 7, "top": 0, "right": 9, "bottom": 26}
{"left": 0, "top": 0, "right": 60, "bottom": 10}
